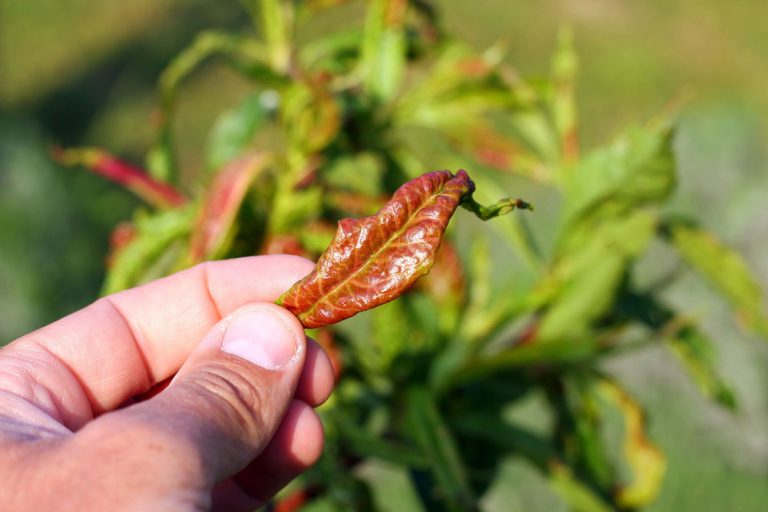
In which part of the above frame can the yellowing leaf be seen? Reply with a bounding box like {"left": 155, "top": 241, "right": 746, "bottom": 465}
{"left": 596, "top": 379, "right": 666, "bottom": 508}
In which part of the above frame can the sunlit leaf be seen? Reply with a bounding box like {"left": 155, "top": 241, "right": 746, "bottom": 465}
{"left": 278, "top": 170, "right": 530, "bottom": 328}
{"left": 664, "top": 219, "right": 768, "bottom": 337}
{"left": 277, "top": 170, "right": 474, "bottom": 327}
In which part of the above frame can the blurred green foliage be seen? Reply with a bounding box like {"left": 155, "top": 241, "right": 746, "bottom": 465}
{"left": 2, "top": 1, "right": 768, "bottom": 511}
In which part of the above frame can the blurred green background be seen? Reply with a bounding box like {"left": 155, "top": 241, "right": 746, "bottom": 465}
{"left": 1, "top": 1, "right": 766, "bottom": 510}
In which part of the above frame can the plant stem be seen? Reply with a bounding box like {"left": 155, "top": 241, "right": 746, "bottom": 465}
{"left": 461, "top": 195, "right": 534, "bottom": 220}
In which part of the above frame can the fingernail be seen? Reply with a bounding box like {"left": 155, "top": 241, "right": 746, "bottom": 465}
{"left": 221, "top": 308, "right": 298, "bottom": 370}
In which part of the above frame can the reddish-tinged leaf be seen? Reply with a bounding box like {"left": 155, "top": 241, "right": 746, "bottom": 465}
{"left": 278, "top": 170, "right": 475, "bottom": 328}
{"left": 52, "top": 147, "right": 186, "bottom": 209}
{"left": 189, "top": 152, "right": 270, "bottom": 262}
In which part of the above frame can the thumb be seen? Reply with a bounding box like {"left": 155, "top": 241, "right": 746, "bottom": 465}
{"left": 88, "top": 303, "right": 307, "bottom": 491}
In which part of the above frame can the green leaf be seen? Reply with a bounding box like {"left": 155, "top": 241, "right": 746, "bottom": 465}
{"left": 614, "top": 290, "right": 737, "bottom": 409}
{"left": 563, "top": 124, "right": 676, "bottom": 223}
{"left": 565, "top": 376, "right": 613, "bottom": 491}
{"left": 269, "top": 184, "right": 324, "bottom": 235}
{"left": 206, "top": 93, "right": 270, "bottom": 170}
{"left": 281, "top": 79, "right": 341, "bottom": 153}
{"left": 664, "top": 219, "right": 768, "bottom": 338}
{"left": 449, "top": 412, "right": 557, "bottom": 466}
{"left": 404, "top": 387, "right": 475, "bottom": 511}
{"left": 667, "top": 325, "right": 737, "bottom": 409}
{"left": 300, "top": 29, "right": 362, "bottom": 74}
{"left": 537, "top": 210, "right": 658, "bottom": 341}
{"left": 104, "top": 207, "right": 195, "bottom": 294}
{"left": 453, "top": 337, "right": 605, "bottom": 388}
{"left": 361, "top": 0, "right": 407, "bottom": 100}
{"left": 334, "top": 413, "right": 429, "bottom": 469}
{"left": 322, "top": 152, "right": 384, "bottom": 196}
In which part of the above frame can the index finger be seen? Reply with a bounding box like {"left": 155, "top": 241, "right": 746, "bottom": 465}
{"left": 1, "top": 255, "right": 314, "bottom": 427}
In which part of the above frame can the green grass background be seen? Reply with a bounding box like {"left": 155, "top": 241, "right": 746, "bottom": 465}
{"left": 1, "top": 1, "right": 766, "bottom": 510}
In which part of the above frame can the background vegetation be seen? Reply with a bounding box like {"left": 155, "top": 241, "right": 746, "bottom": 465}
{"left": 1, "top": 1, "right": 767, "bottom": 510}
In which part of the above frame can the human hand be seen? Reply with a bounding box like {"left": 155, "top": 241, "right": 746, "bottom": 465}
{"left": 0, "top": 255, "right": 335, "bottom": 511}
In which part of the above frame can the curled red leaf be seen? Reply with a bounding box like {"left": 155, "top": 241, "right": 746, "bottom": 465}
{"left": 277, "top": 170, "right": 475, "bottom": 328}
{"left": 52, "top": 147, "right": 186, "bottom": 209}
{"left": 189, "top": 152, "right": 270, "bottom": 263}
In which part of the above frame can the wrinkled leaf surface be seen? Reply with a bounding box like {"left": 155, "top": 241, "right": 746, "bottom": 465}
{"left": 278, "top": 170, "right": 474, "bottom": 328}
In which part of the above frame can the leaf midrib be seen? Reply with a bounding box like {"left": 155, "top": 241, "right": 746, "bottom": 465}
{"left": 300, "top": 178, "right": 457, "bottom": 322}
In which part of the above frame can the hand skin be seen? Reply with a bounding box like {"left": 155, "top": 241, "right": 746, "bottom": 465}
{"left": 0, "top": 255, "right": 335, "bottom": 511}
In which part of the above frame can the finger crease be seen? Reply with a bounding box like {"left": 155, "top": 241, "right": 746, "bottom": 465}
{"left": 201, "top": 262, "right": 223, "bottom": 322}
{"left": 103, "top": 296, "right": 154, "bottom": 388}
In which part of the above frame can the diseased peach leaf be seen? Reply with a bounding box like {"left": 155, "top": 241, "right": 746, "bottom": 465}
{"left": 277, "top": 169, "right": 530, "bottom": 328}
